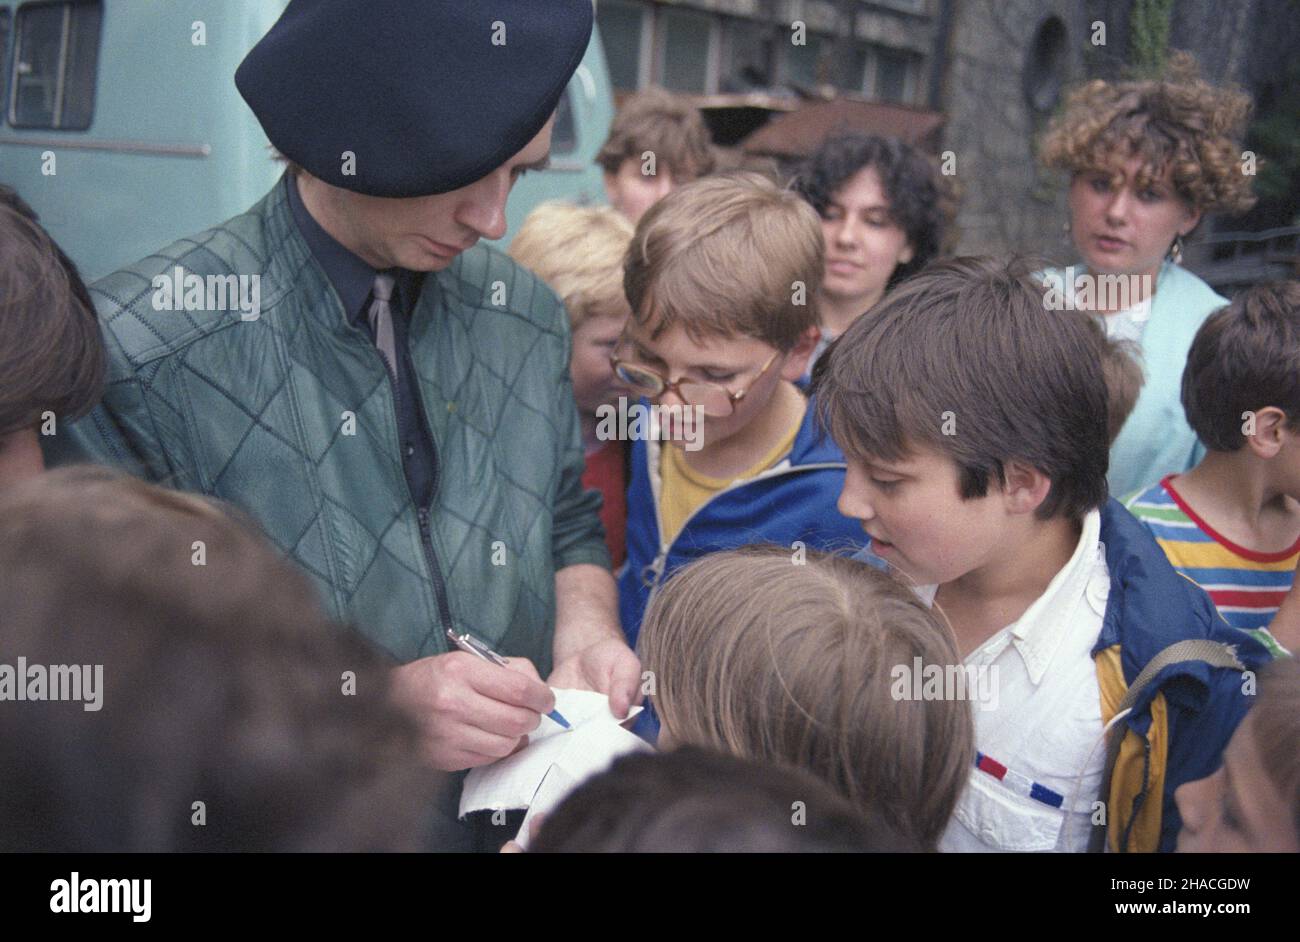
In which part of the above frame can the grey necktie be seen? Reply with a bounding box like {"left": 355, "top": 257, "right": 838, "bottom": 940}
{"left": 367, "top": 272, "right": 398, "bottom": 378}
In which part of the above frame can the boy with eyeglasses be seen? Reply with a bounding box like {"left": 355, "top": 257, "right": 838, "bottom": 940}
{"left": 613, "top": 173, "right": 863, "bottom": 707}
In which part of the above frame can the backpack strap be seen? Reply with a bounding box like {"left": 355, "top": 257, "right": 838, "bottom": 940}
{"left": 1089, "top": 639, "right": 1245, "bottom": 853}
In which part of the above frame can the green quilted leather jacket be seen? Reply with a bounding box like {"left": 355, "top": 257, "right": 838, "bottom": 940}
{"left": 44, "top": 174, "right": 609, "bottom": 673}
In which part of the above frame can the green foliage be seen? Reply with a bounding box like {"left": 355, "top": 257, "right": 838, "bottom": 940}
{"left": 1246, "top": 58, "right": 1300, "bottom": 225}
{"left": 1129, "top": 0, "right": 1175, "bottom": 76}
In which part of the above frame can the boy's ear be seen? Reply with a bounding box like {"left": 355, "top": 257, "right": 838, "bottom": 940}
{"left": 779, "top": 326, "right": 822, "bottom": 383}
{"left": 1245, "top": 406, "right": 1288, "bottom": 459}
{"left": 1000, "top": 459, "right": 1053, "bottom": 516}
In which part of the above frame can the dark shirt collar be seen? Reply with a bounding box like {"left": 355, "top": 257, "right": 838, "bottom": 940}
{"left": 286, "top": 174, "right": 424, "bottom": 326}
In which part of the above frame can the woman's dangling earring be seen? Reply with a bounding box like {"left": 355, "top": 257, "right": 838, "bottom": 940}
{"left": 1169, "top": 233, "right": 1184, "bottom": 265}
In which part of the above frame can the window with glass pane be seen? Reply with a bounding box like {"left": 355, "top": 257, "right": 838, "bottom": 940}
{"left": 784, "top": 34, "right": 829, "bottom": 88}
{"left": 849, "top": 44, "right": 869, "bottom": 94}
{"left": 597, "top": 0, "right": 644, "bottom": 91}
{"left": 720, "top": 18, "right": 772, "bottom": 92}
{"left": 12, "top": 3, "right": 63, "bottom": 126}
{"left": 0, "top": 9, "right": 11, "bottom": 124}
{"left": 11, "top": 1, "right": 102, "bottom": 129}
{"left": 659, "top": 8, "right": 710, "bottom": 94}
{"left": 874, "top": 46, "right": 914, "bottom": 104}
{"left": 60, "top": 0, "right": 100, "bottom": 128}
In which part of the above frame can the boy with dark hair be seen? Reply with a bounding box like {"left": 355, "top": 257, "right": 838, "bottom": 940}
{"left": 529, "top": 747, "right": 921, "bottom": 853}
{"left": 814, "top": 256, "right": 1269, "bottom": 853}
{"left": 1125, "top": 281, "right": 1300, "bottom": 656}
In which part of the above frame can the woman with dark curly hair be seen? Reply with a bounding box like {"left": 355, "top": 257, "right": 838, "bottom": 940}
{"left": 1039, "top": 53, "right": 1257, "bottom": 498}
{"left": 792, "top": 133, "right": 947, "bottom": 383}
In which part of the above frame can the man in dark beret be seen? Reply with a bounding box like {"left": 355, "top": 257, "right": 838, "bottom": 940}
{"left": 44, "top": 0, "right": 640, "bottom": 849}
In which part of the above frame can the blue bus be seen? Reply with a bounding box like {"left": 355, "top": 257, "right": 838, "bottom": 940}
{"left": 0, "top": 0, "right": 614, "bottom": 281}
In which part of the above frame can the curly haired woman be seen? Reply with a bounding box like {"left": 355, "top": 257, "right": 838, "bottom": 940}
{"left": 1039, "top": 53, "right": 1257, "bottom": 497}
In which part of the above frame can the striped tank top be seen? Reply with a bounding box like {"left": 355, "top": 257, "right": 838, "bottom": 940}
{"left": 1124, "top": 475, "right": 1295, "bottom": 657}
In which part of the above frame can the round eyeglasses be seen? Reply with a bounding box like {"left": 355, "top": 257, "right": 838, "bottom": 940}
{"left": 609, "top": 345, "right": 781, "bottom": 418}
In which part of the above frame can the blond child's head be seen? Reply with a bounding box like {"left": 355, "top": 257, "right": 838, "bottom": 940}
{"left": 638, "top": 544, "right": 974, "bottom": 850}
{"left": 615, "top": 171, "right": 822, "bottom": 451}
{"left": 509, "top": 202, "right": 635, "bottom": 418}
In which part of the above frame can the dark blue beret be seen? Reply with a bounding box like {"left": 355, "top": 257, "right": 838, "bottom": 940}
{"left": 235, "top": 0, "right": 593, "bottom": 198}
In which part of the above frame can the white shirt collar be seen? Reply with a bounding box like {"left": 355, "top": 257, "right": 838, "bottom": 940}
{"left": 994, "top": 509, "right": 1102, "bottom": 683}
{"left": 908, "top": 509, "right": 1105, "bottom": 684}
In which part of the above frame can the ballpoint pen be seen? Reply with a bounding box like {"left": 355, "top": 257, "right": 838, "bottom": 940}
{"left": 445, "top": 628, "right": 571, "bottom": 729}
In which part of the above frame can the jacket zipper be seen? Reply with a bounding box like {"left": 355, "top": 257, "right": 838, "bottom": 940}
{"left": 416, "top": 505, "right": 455, "bottom": 639}
{"left": 407, "top": 355, "right": 457, "bottom": 644}
{"left": 375, "top": 337, "right": 457, "bottom": 646}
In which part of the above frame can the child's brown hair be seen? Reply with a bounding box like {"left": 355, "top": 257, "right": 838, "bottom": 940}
{"left": 623, "top": 170, "right": 823, "bottom": 351}
{"left": 1100, "top": 336, "right": 1145, "bottom": 445}
{"left": 0, "top": 195, "right": 104, "bottom": 437}
{"left": 531, "top": 747, "right": 922, "bottom": 852}
{"left": 1181, "top": 280, "right": 1300, "bottom": 451}
{"left": 596, "top": 86, "right": 716, "bottom": 182}
{"left": 813, "top": 255, "right": 1111, "bottom": 521}
{"left": 638, "top": 544, "right": 974, "bottom": 850}
{"left": 0, "top": 466, "right": 441, "bottom": 851}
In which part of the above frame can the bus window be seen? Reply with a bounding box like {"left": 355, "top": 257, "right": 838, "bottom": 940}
{"left": 552, "top": 86, "right": 577, "bottom": 156}
{"left": 0, "top": 9, "right": 10, "bottom": 125}
{"left": 10, "top": 0, "right": 101, "bottom": 130}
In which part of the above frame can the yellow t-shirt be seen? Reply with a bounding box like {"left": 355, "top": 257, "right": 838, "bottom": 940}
{"left": 658, "top": 415, "right": 803, "bottom": 545}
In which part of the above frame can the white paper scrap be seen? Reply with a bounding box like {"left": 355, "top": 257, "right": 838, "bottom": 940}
{"left": 459, "top": 688, "right": 648, "bottom": 819}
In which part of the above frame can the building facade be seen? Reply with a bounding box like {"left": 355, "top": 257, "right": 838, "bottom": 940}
{"left": 596, "top": 0, "right": 1299, "bottom": 268}
{"left": 596, "top": 0, "right": 940, "bottom": 106}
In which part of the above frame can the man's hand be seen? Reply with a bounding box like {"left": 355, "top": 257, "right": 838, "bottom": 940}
{"left": 547, "top": 637, "right": 642, "bottom": 720}
{"left": 551, "top": 563, "right": 639, "bottom": 717}
{"left": 391, "top": 652, "right": 554, "bottom": 771}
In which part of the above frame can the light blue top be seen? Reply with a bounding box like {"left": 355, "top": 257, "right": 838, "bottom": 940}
{"left": 1045, "top": 261, "right": 1227, "bottom": 498}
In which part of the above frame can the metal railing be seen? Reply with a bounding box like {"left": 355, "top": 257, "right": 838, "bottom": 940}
{"left": 1184, "top": 225, "right": 1300, "bottom": 293}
